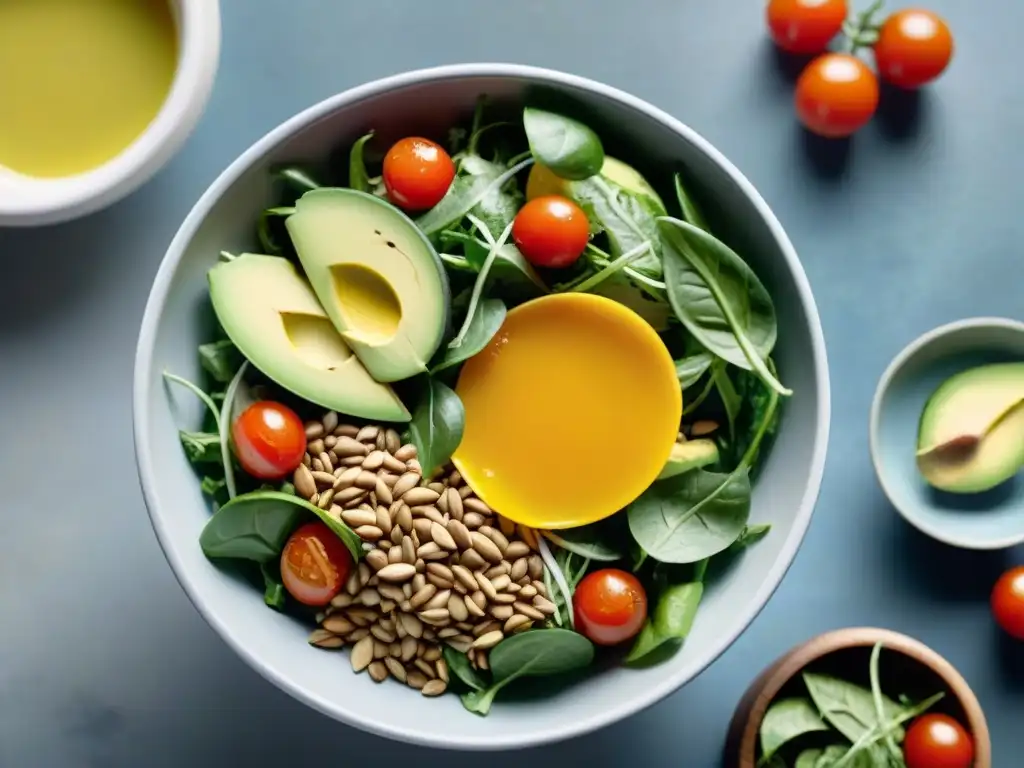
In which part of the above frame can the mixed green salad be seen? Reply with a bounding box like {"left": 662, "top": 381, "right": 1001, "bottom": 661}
{"left": 164, "top": 95, "right": 791, "bottom": 714}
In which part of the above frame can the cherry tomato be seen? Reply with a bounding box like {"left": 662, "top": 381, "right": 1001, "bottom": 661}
{"left": 795, "top": 53, "right": 879, "bottom": 138}
{"left": 382, "top": 137, "right": 455, "bottom": 210}
{"left": 512, "top": 195, "right": 590, "bottom": 269}
{"left": 280, "top": 522, "right": 353, "bottom": 607}
{"left": 992, "top": 565, "right": 1024, "bottom": 640}
{"left": 904, "top": 713, "right": 974, "bottom": 768}
{"left": 767, "top": 0, "right": 848, "bottom": 55}
{"left": 874, "top": 9, "right": 954, "bottom": 89}
{"left": 232, "top": 401, "right": 306, "bottom": 480}
{"left": 573, "top": 569, "right": 648, "bottom": 646}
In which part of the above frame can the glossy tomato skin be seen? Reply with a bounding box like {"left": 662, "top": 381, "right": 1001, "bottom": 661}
{"left": 874, "top": 9, "right": 954, "bottom": 89}
{"left": 992, "top": 565, "right": 1024, "bottom": 640}
{"left": 382, "top": 137, "right": 455, "bottom": 211}
{"left": 280, "top": 522, "right": 353, "bottom": 607}
{"left": 795, "top": 53, "right": 879, "bottom": 138}
{"left": 232, "top": 401, "right": 307, "bottom": 480}
{"left": 904, "top": 713, "right": 974, "bottom": 768}
{"left": 512, "top": 195, "right": 590, "bottom": 269}
{"left": 573, "top": 569, "right": 648, "bottom": 646}
{"left": 767, "top": 0, "right": 848, "bottom": 55}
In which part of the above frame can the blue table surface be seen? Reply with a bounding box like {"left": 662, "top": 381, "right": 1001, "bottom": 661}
{"left": 1, "top": 1, "right": 1022, "bottom": 765}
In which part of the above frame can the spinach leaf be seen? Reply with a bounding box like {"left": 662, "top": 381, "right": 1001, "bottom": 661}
{"left": 431, "top": 298, "right": 506, "bottom": 373}
{"left": 275, "top": 166, "right": 321, "bottom": 196}
{"left": 522, "top": 107, "right": 604, "bottom": 181}
{"left": 440, "top": 230, "right": 546, "bottom": 292}
{"left": 719, "top": 366, "right": 782, "bottom": 474}
{"left": 625, "top": 580, "right": 703, "bottom": 665}
{"left": 813, "top": 746, "right": 850, "bottom": 768}
{"left": 658, "top": 217, "right": 790, "bottom": 397}
{"left": 712, "top": 361, "right": 742, "bottom": 439}
{"left": 570, "top": 176, "right": 662, "bottom": 278}
{"left": 627, "top": 468, "right": 752, "bottom": 563}
{"left": 795, "top": 749, "right": 825, "bottom": 768}
{"left": 442, "top": 646, "right": 487, "bottom": 692}
{"left": 728, "top": 523, "right": 772, "bottom": 554}
{"left": 199, "top": 340, "right": 243, "bottom": 384}
{"left": 461, "top": 629, "right": 594, "bottom": 716}
{"left": 674, "top": 172, "right": 709, "bottom": 232}
{"left": 832, "top": 692, "right": 944, "bottom": 768}
{"left": 803, "top": 672, "right": 907, "bottom": 745}
{"left": 180, "top": 431, "right": 222, "bottom": 464}
{"left": 759, "top": 698, "right": 830, "bottom": 764}
{"left": 416, "top": 157, "right": 533, "bottom": 236}
{"left": 348, "top": 132, "right": 374, "bottom": 192}
{"left": 449, "top": 223, "right": 513, "bottom": 348}
{"left": 676, "top": 352, "right": 714, "bottom": 391}
{"left": 542, "top": 521, "right": 624, "bottom": 562}
{"left": 261, "top": 562, "right": 286, "bottom": 610}
{"left": 409, "top": 378, "right": 465, "bottom": 477}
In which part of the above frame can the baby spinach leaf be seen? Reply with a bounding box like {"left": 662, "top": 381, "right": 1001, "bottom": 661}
{"left": 570, "top": 176, "right": 662, "bottom": 278}
{"left": 676, "top": 352, "right": 714, "bottom": 391}
{"left": 431, "top": 298, "right": 506, "bottom": 374}
{"left": 442, "top": 646, "right": 487, "bottom": 692}
{"left": 813, "top": 746, "right": 849, "bottom": 768}
{"left": 199, "top": 340, "right": 243, "bottom": 384}
{"left": 461, "top": 629, "right": 594, "bottom": 716}
{"left": 261, "top": 562, "right": 286, "bottom": 610}
{"left": 348, "top": 132, "right": 374, "bottom": 192}
{"left": 199, "top": 491, "right": 305, "bottom": 562}
{"left": 728, "top": 523, "right": 772, "bottom": 554}
{"left": 409, "top": 378, "right": 465, "bottom": 477}
{"left": 306, "top": 503, "right": 364, "bottom": 562}
{"left": 759, "top": 698, "right": 830, "bottom": 764}
{"left": 625, "top": 580, "right": 704, "bottom": 665}
{"left": 803, "top": 672, "right": 907, "bottom": 746}
{"left": 795, "top": 748, "right": 825, "bottom": 768}
{"left": 712, "top": 361, "right": 742, "bottom": 439}
{"left": 417, "top": 157, "right": 533, "bottom": 236}
{"left": 542, "top": 521, "right": 624, "bottom": 562}
{"left": 658, "top": 217, "right": 790, "bottom": 397}
{"left": 627, "top": 469, "right": 752, "bottom": 564}
{"left": 522, "top": 107, "right": 604, "bottom": 181}
{"left": 180, "top": 431, "right": 222, "bottom": 464}
{"left": 673, "top": 172, "right": 709, "bottom": 233}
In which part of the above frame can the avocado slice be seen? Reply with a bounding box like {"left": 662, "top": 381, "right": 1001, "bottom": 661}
{"left": 657, "top": 439, "right": 720, "bottom": 480}
{"left": 286, "top": 189, "right": 449, "bottom": 383}
{"left": 208, "top": 254, "right": 410, "bottom": 422}
{"left": 916, "top": 362, "right": 1024, "bottom": 493}
{"left": 526, "top": 156, "right": 666, "bottom": 212}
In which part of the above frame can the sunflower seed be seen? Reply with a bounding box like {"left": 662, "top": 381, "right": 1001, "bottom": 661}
{"left": 412, "top": 573, "right": 427, "bottom": 592}
{"left": 491, "top": 593, "right": 517, "bottom": 605}
{"left": 448, "top": 595, "right": 469, "bottom": 622}
{"left": 374, "top": 505, "right": 393, "bottom": 536}
{"left": 477, "top": 526, "right": 508, "bottom": 554}
{"left": 409, "top": 584, "right": 437, "bottom": 609}
{"left": 438, "top": 627, "right": 461, "bottom": 639}
{"left": 335, "top": 436, "right": 368, "bottom": 457}
{"left": 462, "top": 511, "right": 486, "bottom": 529}
{"left": 514, "top": 602, "right": 546, "bottom": 620}
{"left": 449, "top": 564, "right": 478, "bottom": 592}
{"left": 390, "top": 525, "right": 404, "bottom": 545}
{"left": 417, "top": 541, "right": 443, "bottom": 560}
{"left": 533, "top": 596, "right": 557, "bottom": 615}
{"left": 463, "top": 592, "right": 486, "bottom": 617}
{"left": 517, "top": 583, "right": 537, "bottom": 599}
{"left": 318, "top": 452, "right": 334, "bottom": 474}
{"left": 378, "top": 455, "right": 403, "bottom": 475}
{"left": 347, "top": 470, "right": 374, "bottom": 490}
{"left": 354, "top": 525, "right": 383, "bottom": 541}
{"left": 427, "top": 482, "right": 447, "bottom": 496}
{"left": 425, "top": 563, "right": 454, "bottom": 584}
{"left": 460, "top": 548, "right": 486, "bottom": 571}
{"left": 379, "top": 471, "right": 400, "bottom": 488}
{"left": 509, "top": 558, "right": 529, "bottom": 582}
{"left": 336, "top": 486, "right": 367, "bottom": 506}
{"left": 362, "top": 550, "right": 387, "bottom": 573}
{"left": 355, "top": 425, "right": 378, "bottom": 443}
{"left": 401, "top": 536, "right": 417, "bottom": 564}
{"left": 294, "top": 465, "right": 316, "bottom": 498}
{"left": 345, "top": 571, "right": 361, "bottom": 596}
{"left": 489, "top": 603, "right": 514, "bottom": 621}
{"left": 402, "top": 487, "right": 441, "bottom": 506}
{"left": 333, "top": 466, "right": 361, "bottom": 488}
{"left": 387, "top": 545, "right": 403, "bottom": 564}
{"left": 391, "top": 472, "right": 420, "bottom": 499}
{"left": 310, "top": 470, "right": 334, "bottom": 487}
{"left": 414, "top": 658, "right": 437, "bottom": 679}
{"left": 374, "top": 563, "right": 415, "bottom": 583}
{"left": 470, "top": 532, "right": 503, "bottom": 564}
{"left": 394, "top": 444, "right": 417, "bottom": 462}
{"left": 366, "top": 661, "right": 388, "bottom": 682}
{"left": 371, "top": 640, "right": 388, "bottom": 660}
{"left": 458, "top": 484, "right": 473, "bottom": 498}
{"left": 395, "top": 504, "right": 413, "bottom": 534}
{"left": 401, "top": 635, "right": 418, "bottom": 661}
{"left": 314, "top": 489, "right": 334, "bottom": 509}
{"left": 330, "top": 592, "right": 354, "bottom": 609}
{"left": 406, "top": 670, "right": 428, "bottom": 690}
{"left": 485, "top": 562, "right": 511, "bottom": 579}
{"left": 380, "top": 599, "right": 396, "bottom": 613}
{"left": 528, "top": 555, "right": 544, "bottom": 580}
{"left": 302, "top": 453, "right": 312, "bottom": 468}
{"left": 463, "top": 497, "right": 492, "bottom": 516}
{"left": 396, "top": 614, "right": 422, "bottom": 640}
{"left": 472, "top": 631, "right": 504, "bottom": 650}
{"left": 413, "top": 518, "right": 433, "bottom": 541}
{"left": 504, "top": 614, "right": 533, "bottom": 634}
{"left": 475, "top": 572, "right": 498, "bottom": 601}
{"left": 350, "top": 636, "right": 374, "bottom": 671}
{"left": 305, "top": 421, "right": 325, "bottom": 439}
{"left": 374, "top": 478, "right": 393, "bottom": 505}
{"left": 347, "top": 627, "right": 371, "bottom": 642}
{"left": 370, "top": 625, "right": 396, "bottom": 644}
{"left": 504, "top": 541, "right": 531, "bottom": 560}
{"left": 424, "top": 589, "right": 451, "bottom": 611}
{"left": 341, "top": 455, "right": 364, "bottom": 467}
{"left": 532, "top": 580, "right": 548, "bottom": 595}
{"left": 341, "top": 505, "right": 376, "bottom": 528}
{"left": 308, "top": 629, "right": 344, "bottom": 648}
{"left": 428, "top": 521, "right": 457, "bottom": 551}
{"left": 359, "top": 588, "right": 382, "bottom": 607}
{"left": 490, "top": 574, "right": 512, "bottom": 592}
{"left": 418, "top": 608, "right": 450, "bottom": 625}
{"left": 378, "top": 583, "right": 405, "bottom": 602}
{"left": 476, "top": 651, "right": 490, "bottom": 671}
{"left": 418, "top": 506, "right": 446, "bottom": 526}
{"left": 361, "top": 450, "right": 385, "bottom": 471}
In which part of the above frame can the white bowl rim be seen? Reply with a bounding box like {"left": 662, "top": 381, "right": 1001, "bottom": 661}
{"left": 133, "top": 62, "right": 832, "bottom": 750}
{"left": 0, "top": 0, "right": 221, "bottom": 227}
{"left": 869, "top": 315, "right": 1024, "bottom": 551}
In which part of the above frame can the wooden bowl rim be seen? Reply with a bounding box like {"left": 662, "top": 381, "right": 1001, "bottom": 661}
{"left": 727, "top": 627, "right": 992, "bottom": 768}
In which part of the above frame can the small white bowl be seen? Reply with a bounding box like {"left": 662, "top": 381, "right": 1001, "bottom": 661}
{"left": 0, "top": 0, "right": 221, "bottom": 227}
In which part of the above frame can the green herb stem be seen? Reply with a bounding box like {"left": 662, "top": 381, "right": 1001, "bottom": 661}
{"left": 869, "top": 642, "right": 902, "bottom": 760}
{"left": 219, "top": 362, "right": 249, "bottom": 499}
{"left": 449, "top": 222, "right": 513, "bottom": 348}
{"left": 537, "top": 536, "right": 575, "bottom": 629}
{"left": 163, "top": 372, "right": 221, "bottom": 429}
{"left": 569, "top": 241, "right": 653, "bottom": 293}
{"left": 682, "top": 375, "right": 716, "bottom": 417}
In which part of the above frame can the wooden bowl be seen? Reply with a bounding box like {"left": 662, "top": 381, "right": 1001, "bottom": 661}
{"left": 724, "top": 627, "right": 992, "bottom": 767}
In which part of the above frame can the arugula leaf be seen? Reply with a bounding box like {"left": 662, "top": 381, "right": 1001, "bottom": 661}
{"left": 409, "top": 378, "right": 465, "bottom": 477}
{"left": 431, "top": 298, "right": 506, "bottom": 373}
{"left": 348, "top": 132, "right": 374, "bottom": 192}
{"left": 180, "top": 431, "right": 222, "bottom": 464}
{"left": 460, "top": 154, "right": 522, "bottom": 238}
{"left": 522, "top": 107, "right": 604, "bottom": 180}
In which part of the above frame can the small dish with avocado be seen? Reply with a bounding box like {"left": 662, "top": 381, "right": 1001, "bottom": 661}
{"left": 871, "top": 317, "right": 1024, "bottom": 550}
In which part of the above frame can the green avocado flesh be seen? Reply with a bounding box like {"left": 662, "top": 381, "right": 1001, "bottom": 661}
{"left": 916, "top": 362, "right": 1024, "bottom": 493}
{"left": 286, "top": 188, "right": 450, "bottom": 383}
{"left": 208, "top": 254, "right": 410, "bottom": 422}
{"left": 657, "top": 439, "right": 720, "bottom": 480}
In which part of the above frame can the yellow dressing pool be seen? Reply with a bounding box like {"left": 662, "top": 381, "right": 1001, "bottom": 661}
{"left": 452, "top": 293, "right": 682, "bottom": 530}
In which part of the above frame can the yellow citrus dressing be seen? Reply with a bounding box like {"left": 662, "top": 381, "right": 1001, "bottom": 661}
{"left": 0, "top": 0, "right": 178, "bottom": 178}
{"left": 453, "top": 294, "right": 682, "bottom": 530}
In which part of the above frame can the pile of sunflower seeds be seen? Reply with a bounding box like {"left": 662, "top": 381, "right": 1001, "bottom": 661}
{"left": 293, "top": 411, "right": 556, "bottom": 697}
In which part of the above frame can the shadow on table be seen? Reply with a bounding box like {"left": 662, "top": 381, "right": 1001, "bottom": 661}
{"left": 874, "top": 83, "right": 928, "bottom": 144}
{"left": 995, "top": 628, "right": 1024, "bottom": 694}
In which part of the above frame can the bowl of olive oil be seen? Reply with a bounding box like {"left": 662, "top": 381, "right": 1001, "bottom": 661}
{"left": 0, "top": 0, "right": 220, "bottom": 226}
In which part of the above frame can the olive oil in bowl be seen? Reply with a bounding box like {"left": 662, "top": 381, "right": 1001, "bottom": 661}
{"left": 0, "top": 0, "right": 178, "bottom": 179}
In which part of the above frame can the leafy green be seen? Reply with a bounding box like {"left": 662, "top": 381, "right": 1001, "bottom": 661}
{"left": 522, "top": 107, "right": 604, "bottom": 181}
{"left": 712, "top": 361, "right": 742, "bottom": 439}
{"left": 180, "top": 431, "right": 222, "bottom": 464}
{"left": 461, "top": 629, "right": 594, "bottom": 716}
{"left": 676, "top": 352, "right": 714, "bottom": 390}
{"left": 659, "top": 217, "right": 790, "bottom": 397}
{"left": 275, "top": 166, "right": 321, "bottom": 196}
{"left": 442, "top": 646, "right": 487, "bottom": 692}
{"left": 570, "top": 175, "right": 662, "bottom": 278}
{"left": 673, "top": 172, "right": 709, "bottom": 232}
{"left": 625, "top": 580, "right": 704, "bottom": 664}
{"left": 163, "top": 371, "right": 221, "bottom": 431}
{"left": 440, "top": 230, "right": 546, "bottom": 293}
{"left": 431, "top": 298, "right": 506, "bottom": 373}
{"left": 200, "top": 475, "right": 227, "bottom": 498}
{"left": 261, "top": 562, "right": 286, "bottom": 610}
{"left": 256, "top": 206, "right": 296, "bottom": 256}
{"left": 542, "top": 521, "right": 624, "bottom": 562}
{"left": 758, "top": 698, "right": 830, "bottom": 764}
{"left": 795, "top": 749, "right": 825, "bottom": 768}
{"left": 417, "top": 157, "right": 533, "bottom": 236}
{"left": 803, "top": 672, "right": 907, "bottom": 745}
{"left": 198, "top": 340, "right": 243, "bottom": 384}
{"left": 728, "top": 523, "right": 772, "bottom": 554}
{"left": 219, "top": 362, "right": 250, "bottom": 499}
{"left": 720, "top": 367, "right": 784, "bottom": 476}
{"left": 348, "top": 132, "right": 374, "bottom": 192}
{"left": 409, "top": 378, "right": 465, "bottom": 477}
{"left": 449, "top": 223, "right": 513, "bottom": 348}
{"left": 461, "top": 155, "right": 522, "bottom": 238}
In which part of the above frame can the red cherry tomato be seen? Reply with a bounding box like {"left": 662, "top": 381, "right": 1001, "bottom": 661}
{"left": 992, "top": 565, "right": 1024, "bottom": 640}
{"left": 874, "top": 9, "right": 954, "bottom": 89}
{"left": 767, "top": 0, "right": 848, "bottom": 55}
{"left": 795, "top": 53, "right": 879, "bottom": 138}
{"left": 382, "top": 137, "right": 455, "bottom": 210}
{"left": 232, "top": 401, "right": 306, "bottom": 480}
{"left": 573, "top": 569, "right": 648, "bottom": 646}
{"left": 512, "top": 195, "right": 590, "bottom": 269}
{"left": 280, "top": 521, "right": 353, "bottom": 607}
{"left": 904, "top": 713, "right": 974, "bottom": 768}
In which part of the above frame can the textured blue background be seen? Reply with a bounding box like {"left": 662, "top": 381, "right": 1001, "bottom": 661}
{"left": 1, "top": 0, "right": 1021, "bottom": 765}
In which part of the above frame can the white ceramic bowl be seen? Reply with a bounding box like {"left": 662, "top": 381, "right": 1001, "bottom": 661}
{"left": 133, "top": 64, "right": 831, "bottom": 750}
{"left": 0, "top": 0, "right": 220, "bottom": 227}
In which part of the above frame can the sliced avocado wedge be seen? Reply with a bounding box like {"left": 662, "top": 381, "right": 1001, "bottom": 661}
{"left": 286, "top": 188, "right": 449, "bottom": 383}
{"left": 208, "top": 254, "right": 410, "bottom": 422}
{"left": 657, "top": 439, "right": 720, "bottom": 480}
{"left": 916, "top": 362, "right": 1024, "bottom": 493}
